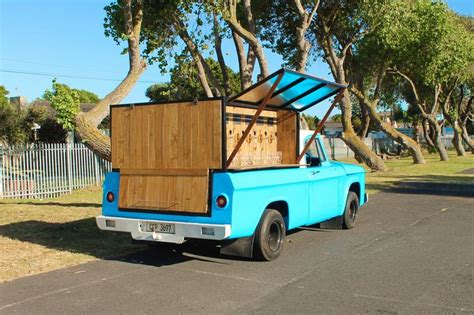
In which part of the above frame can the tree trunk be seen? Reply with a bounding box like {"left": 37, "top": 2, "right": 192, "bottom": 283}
{"left": 225, "top": 0, "right": 269, "bottom": 77}
{"left": 75, "top": 114, "right": 111, "bottom": 161}
{"left": 368, "top": 106, "right": 425, "bottom": 164}
{"left": 461, "top": 123, "right": 474, "bottom": 153}
{"left": 350, "top": 87, "right": 426, "bottom": 164}
{"left": 422, "top": 118, "right": 436, "bottom": 149}
{"left": 75, "top": 0, "right": 146, "bottom": 161}
{"left": 175, "top": 17, "right": 220, "bottom": 97}
{"left": 339, "top": 91, "right": 387, "bottom": 171}
{"left": 451, "top": 123, "right": 466, "bottom": 156}
{"left": 427, "top": 116, "right": 449, "bottom": 161}
{"left": 231, "top": 30, "right": 256, "bottom": 90}
{"left": 213, "top": 13, "right": 231, "bottom": 96}
{"left": 357, "top": 100, "right": 370, "bottom": 139}
{"left": 318, "top": 33, "right": 386, "bottom": 171}
{"left": 292, "top": 0, "right": 319, "bottom": 72}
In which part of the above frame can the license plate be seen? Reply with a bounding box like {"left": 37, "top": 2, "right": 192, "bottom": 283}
{"left": 145, "top": 222, "right": 175, "bottom": 234}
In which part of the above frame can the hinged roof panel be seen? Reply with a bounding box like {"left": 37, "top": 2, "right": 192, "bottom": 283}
{"left": 228, "top": 69, "right": 346, "bottom": 112}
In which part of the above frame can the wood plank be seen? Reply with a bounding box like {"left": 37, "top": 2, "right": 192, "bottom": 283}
{"left": 120, "top": 168, "right": 209, "bottom": 176}
{"left": 111, "top": 100, "right": 222, "bottom": 170}
{"left": 118, "top": 173, "right": 209, "bottom": 213}
{"left": 277, "top": 111, "right": 297, "bottom": 164}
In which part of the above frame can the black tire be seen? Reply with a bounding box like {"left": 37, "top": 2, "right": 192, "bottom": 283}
{"left": 342, "top": 191, "right": 359, "bottom": 229}
{"left": 253, "top": 209, "right": 286, "bottom": 261}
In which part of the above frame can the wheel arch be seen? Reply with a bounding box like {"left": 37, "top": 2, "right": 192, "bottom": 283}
{"left": 348, "top": 181, "right": 361, "bottom": 202}
{"left": 265, "top": 200, "right": 289, "bottom": 230}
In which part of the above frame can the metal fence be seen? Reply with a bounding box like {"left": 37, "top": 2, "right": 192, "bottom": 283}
{"left": 322, "top": 136, "right": 375, "bottom": 159}
{"left": 0, "top": 143, "right": 111, "bottom": 199}
{"left": 321, "top": 135, "right": 473, "bottom": 159}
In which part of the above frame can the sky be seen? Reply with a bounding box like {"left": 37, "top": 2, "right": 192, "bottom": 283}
{"left": 1, "top": 0, "right": 472, "bottom": 118}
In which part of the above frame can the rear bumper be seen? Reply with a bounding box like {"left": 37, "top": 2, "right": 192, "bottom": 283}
{"left": 96, "top": 215, "right": 231, "bottom": 244}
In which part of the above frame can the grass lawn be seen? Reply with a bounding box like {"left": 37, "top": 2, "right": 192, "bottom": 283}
{"left": 349, "top": 151, "right": 474, "bottom": 194}
{"left": 0, "top": 187, "right": 145, "bottom": 283}
{"left": 0, "top": 151, "right": 473, "bottom": 283}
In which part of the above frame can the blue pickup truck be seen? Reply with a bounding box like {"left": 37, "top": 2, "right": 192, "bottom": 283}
{"left": 97, "top": 69, "right": 367, "bottom": 261}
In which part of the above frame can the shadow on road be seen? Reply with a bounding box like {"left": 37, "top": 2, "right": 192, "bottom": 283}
{"left": 0, "top": 217, "right": 336, "bottom": 268}
{"left": 2, "top": 202, "right": 101, "bottom": 208}
{"left": 367, "top": 174, "right": 474, "bottom": 198}
{"left": 0, "top": 218, "right": 252, "bottom": 267}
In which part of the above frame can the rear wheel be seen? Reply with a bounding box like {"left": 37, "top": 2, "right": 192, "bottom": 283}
{"left": 254, "top": 209, "right": 286, "bottom": 261}
{"left": 342, "top": 191, "right": 359, "bottom": 229}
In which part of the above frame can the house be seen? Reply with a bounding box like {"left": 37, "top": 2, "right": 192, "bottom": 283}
{"left": 323, "top": 121, "right": 343, "bottom": 135}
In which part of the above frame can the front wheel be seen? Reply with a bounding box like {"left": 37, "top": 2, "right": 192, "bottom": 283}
{"left": 342, "top": 191, "right": 359, "bottom": 229}
{"left": 254, "top": 209, "right": 286, "bottom": 261}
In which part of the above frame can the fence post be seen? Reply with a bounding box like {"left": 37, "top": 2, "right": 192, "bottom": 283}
{"left": 66, "top": 143, "right": 73, "bottom": 193}
{"left": 94, "top": 154, "right": 101, "bottom": 186}
{"left": 0, "top": 151, "right": 3, "bottom": 199}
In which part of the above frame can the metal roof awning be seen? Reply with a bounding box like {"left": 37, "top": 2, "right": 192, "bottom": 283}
{"left": 228, "top": 68, "right": 346, "bottom": 112}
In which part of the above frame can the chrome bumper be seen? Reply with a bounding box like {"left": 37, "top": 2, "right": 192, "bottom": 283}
{"left": 96, "top": 215, "right": 231, "bottom": 244}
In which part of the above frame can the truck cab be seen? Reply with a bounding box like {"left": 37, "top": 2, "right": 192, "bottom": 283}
{"left": 97, "top": 69, "right": 368, "bottom": 260}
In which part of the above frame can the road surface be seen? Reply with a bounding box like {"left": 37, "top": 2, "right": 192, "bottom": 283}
{"left": 1, "top": 191, "right": 473, "bottom": 314}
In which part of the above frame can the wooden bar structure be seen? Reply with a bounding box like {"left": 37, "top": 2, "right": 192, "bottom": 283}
{"left": 110, "top": 69, "right": 346, "bottom": 215}
{"left": 226, "top": 73, "right": 283, "bottom": 167}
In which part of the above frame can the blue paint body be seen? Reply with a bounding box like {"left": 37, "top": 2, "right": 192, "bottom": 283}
{"left": 101, "top": 135, "right": 366, "bottom": 239}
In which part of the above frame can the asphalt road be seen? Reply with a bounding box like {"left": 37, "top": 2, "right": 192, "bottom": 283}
{"left": 1, "top": 191, "right": 473, "bottom": 314}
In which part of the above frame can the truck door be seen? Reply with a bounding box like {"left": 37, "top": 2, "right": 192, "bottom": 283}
{"left": 306, "top": 137, "right": 345, "bottom": 224}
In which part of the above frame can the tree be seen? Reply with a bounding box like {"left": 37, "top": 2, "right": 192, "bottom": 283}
{"left": 146, "top": 83, "right": 174, "bottom": 102}
{"left": 44, "top": 80, "right": 81, "bottom": 131}
{"left": 308, "top": 1, "right": 388, "bottom": 171}
{"left": 0, "top": 86, "right": 9, "bottom": 106}
{"left": 302, "top": 113, "right": 320, "bottom": 130}
{"left": 23, "top": 102, "right": 68, "bottom": 143}
{"left": 325, "top": 0, "right": 425, "bottom": 164}
{"left": 387, "top": 1, "right": 473, "bottom": 160}
{"left": 146, "top": 57, "right": 240, "bottom": 102}
{"left": 258, "top": 0, "right": 320, "bottom": 72}
{"left": 0, "top": 86, "right": 27, "bottom": 145}
{"left": 75, "top": 0, "right": 147, "bottom": 160}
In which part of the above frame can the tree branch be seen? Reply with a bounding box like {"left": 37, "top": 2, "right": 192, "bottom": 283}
{"left": 292, "top": 0, "right": 320, "bottom": 72}
{"left": 225, "top": 0, "right": 269, "bottom": 77}
{"left": 213, "top": 13, "right": 231, "bottom": 96}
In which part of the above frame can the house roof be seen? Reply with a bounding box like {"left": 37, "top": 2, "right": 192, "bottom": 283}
{"left": 228, "top": 68, "right": 346, "bottom": 112}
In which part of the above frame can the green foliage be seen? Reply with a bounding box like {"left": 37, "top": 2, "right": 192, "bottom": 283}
{"left": 146, "top": 83, "right": 174, "bottom": 102}
{"left": 378, "top": 1, "right": 473, "bottom": 86}
{"left": 104, "top": 0, "right": 194, "bottom": 73}
{"left": 44, "top": 80, "right": 80, "bottom": 131}
{"left": 146, "top": 57, "right": 240, "bottom": 102}
{"left": 44, "top": 80, "right": 100, "bottom": 131}
{"left": 0, "top": 86, "right": 9, "bottom": 106}
{"left": 24, "top": 101, "right": 68, "bottom": 142}
{"left": 75, "top": 89, "right": 100, "bottom": 104}
{"left": 302, "top": 113, "right": 320, "bottom": 130}
{"left": 0, "top": 86, "right": 28, "bottom": 145}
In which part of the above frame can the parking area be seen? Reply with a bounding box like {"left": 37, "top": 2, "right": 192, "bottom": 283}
{"left": 1, "top": 191, "right": 473, "bottom": 314}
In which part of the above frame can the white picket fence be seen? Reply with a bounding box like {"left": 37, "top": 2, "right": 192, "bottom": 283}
{"left": 0, "top": 143, "right": 111, "bottom": 199}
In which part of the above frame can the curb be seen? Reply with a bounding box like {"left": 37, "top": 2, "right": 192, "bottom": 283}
{"left": 392, "top": 181, "right": 474, "bottom": 198}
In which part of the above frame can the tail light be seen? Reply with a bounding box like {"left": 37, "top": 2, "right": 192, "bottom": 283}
{"left": 106, "top": 191, "right": 115, "bottom": 202}
{"left": 216, "top": 195, "right": 227, "bottom": 208}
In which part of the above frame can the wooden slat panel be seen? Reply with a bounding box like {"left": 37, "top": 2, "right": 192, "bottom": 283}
{"left": 277, "top": 111, "right": 297, "bottom": 164}
{"left": 111, "top": 100, "right": 222, "bottom": 170}
{"left": 118, "top": 173, "right": 209, "bottom": 214}
{"left": 120, "top": 168, "right": 208, "bottom": 176}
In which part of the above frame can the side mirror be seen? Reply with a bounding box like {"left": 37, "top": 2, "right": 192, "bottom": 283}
{"left": 306, "top": 154, "right": 322, "bottom": 167}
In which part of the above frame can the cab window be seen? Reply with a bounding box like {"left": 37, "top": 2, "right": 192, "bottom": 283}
{"left": 305, "top": 137, "right": 327, "bottom": 166}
